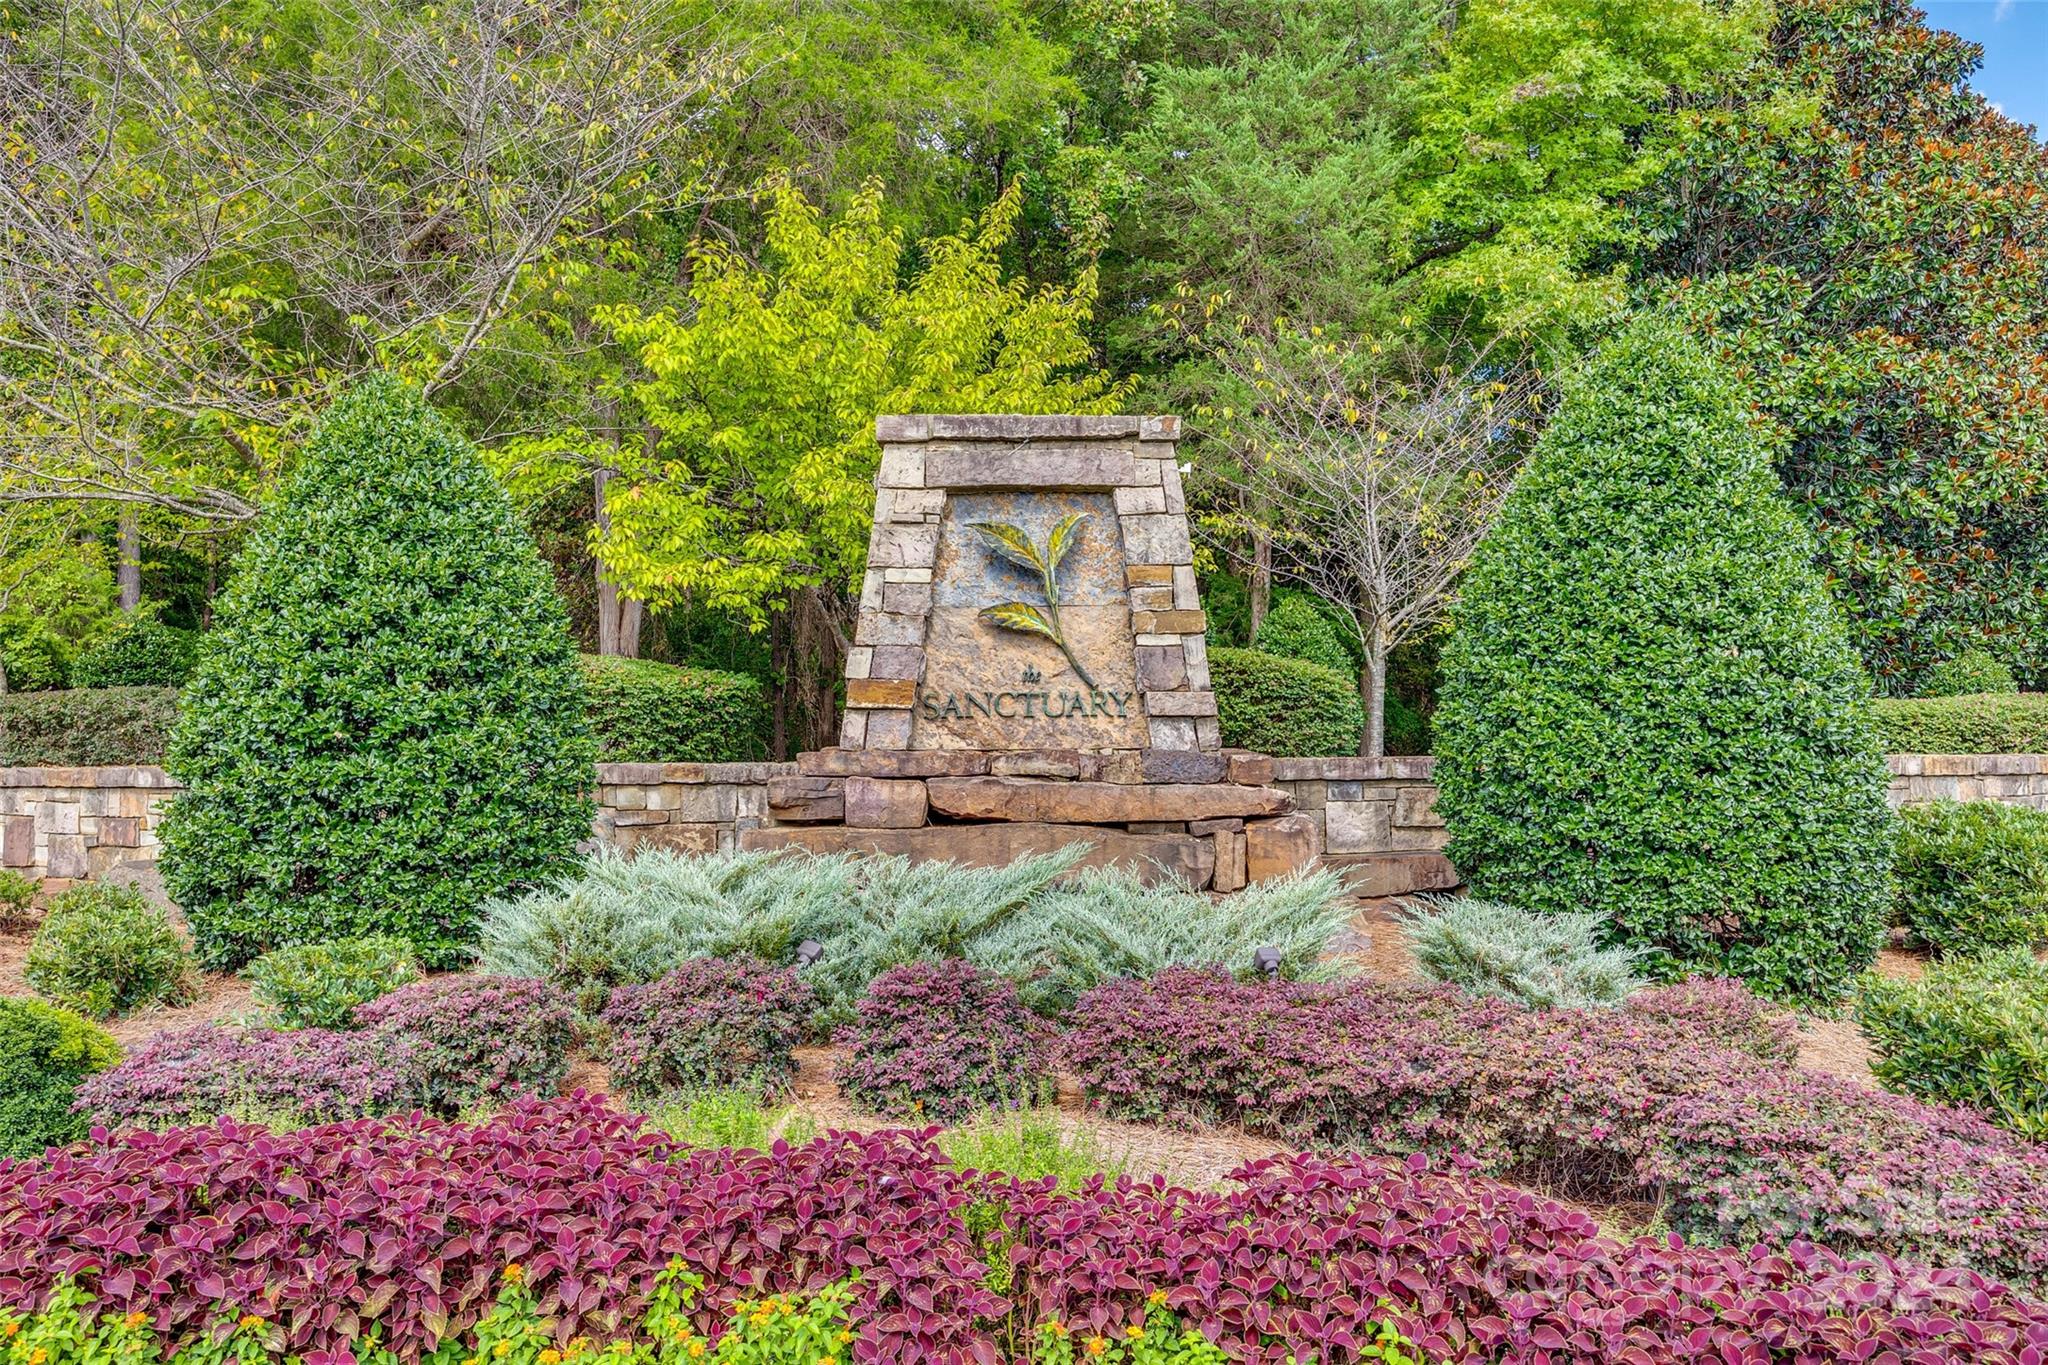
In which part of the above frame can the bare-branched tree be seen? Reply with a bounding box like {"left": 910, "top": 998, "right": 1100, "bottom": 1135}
{"left": 1193, "top": 320, "right": 1546, "bottom": 757}
{"left": 0, "top": 0, "right": 740, "bottom": 524}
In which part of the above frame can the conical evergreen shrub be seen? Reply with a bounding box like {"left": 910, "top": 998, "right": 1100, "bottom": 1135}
{"left": 160, "top": 377, "right": 595, "bottom": 967}
{"left": 1433, "top": 320, "right": 1892, "bottom": 1001}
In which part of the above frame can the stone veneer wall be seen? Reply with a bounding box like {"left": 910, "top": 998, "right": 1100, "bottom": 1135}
{"left": 5, "top": 753, "right": 2045, "bottom": 889}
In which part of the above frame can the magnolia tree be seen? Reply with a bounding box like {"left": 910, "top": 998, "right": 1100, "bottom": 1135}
{"left": 1194, "top": 324, "right": 1543, "bottom": 756}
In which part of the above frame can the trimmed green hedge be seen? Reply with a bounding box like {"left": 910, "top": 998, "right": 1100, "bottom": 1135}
{"left": 160, "top": 376, "right": 596, "bottom": 969}
{"left": 1211, "top": 647, "right": 1362, "bottom": 757}
{"left": 0, "top": 686, "right": 179, "bottom": 765}
{"left": 1892, "top": 799, "right": 2048, "bottom": 956}
{"left": 580, "top": 655, "right": 770, "bottom": 762}
{"left": 0, "top": 998, "right": 119, "bottom": 1158}
{"left": 1433, "top": 319, "right": 1893, "bottom": 1003}
{"left": 70, "top": 621, "right": 200, "bottom": 688}
{"left": 1872, "top": 692, "right": 2048, "bottom": 754}
{"left": 1856, "top": 948, "right": 2048, "bottom": 1140}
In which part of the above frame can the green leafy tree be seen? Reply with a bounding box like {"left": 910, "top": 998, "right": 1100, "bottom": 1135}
{"left": 1642, "top": 0, "right": 2048, "bottom": 691}
{"left": 1433, "top": 320, "right": 1892, "bottom": 1002}
{"left": 576, "top": 180, "right": 1127, "bottom": 750}
{"left": 1399, "top": 0, "right": 1766, "bottom": 349}
{"left": 159, "top": 377, "right": 595, "bottom": 968}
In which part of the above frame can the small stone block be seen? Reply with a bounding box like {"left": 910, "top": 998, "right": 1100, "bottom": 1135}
{"left": 97, "top": 816, "right": 141, "bottom": 848}
{"left": 847, "top": 678, "right": 918, "bottom": 709}
{"left": 869, "top": 645, "right": 925, "bottom": 681}
{"left": 1145, "top": 689, "right": 1218, "bottom": 718}
{"left": 46, "top": 834, "right": 88, "bottom": 880}
{"left": 1132, "top": 610, "right": 1207, "bottom": 635}
{"left": 845, "top": 647, "right": 874, "bottom": 680}
{"left": 1135, "top": 645, "right": 1188, "bottom": 692}
{"left": 624, "top": 823, "right": 721, "bottom": 856}
{"left": 607, "top": 809, "right": 671, "bottom": 828}
{"left": 1148, "top": 716, "right": 1200, "bottom": 751}
{"left": 1245, "top": 814, "right": 1319, "bottom": 883}
{"left": 1225, "top": 752, "right": 1275, "bottom": 786}
{"left": 868, "top": 524, "right": 940, "bottom": 568}
{"left": 882, "top": 581, "right": 934, "bottom": 614}
{"left": 36, "top": 802, "right": 80, "bottom": 835}
{"left": 845, "top": 777, "right": 930, "bottom": 830}
{"left": 1114, "top": 485, "right": 1167, "bottom": 515}
{"left": 1211, "top": 828, "right": 1248, "bottom": 893}
{"left": 1, "top": 815, "right": 32, "bottom": 867}
{"left": 1195, "top": 716, "right": 1221, "bottom": 750}
{"left": 840, "top": 711, "right": 870, "bottom": 747}
{"left": 1125, "top": 564, "right": 1173, "bottom": 586}
{"left": 1172, "top": 565, "right": 1201, "bottom": 610}
{"left": 767, "top": 775, "right": 846, "bottom": 823}
{"left": 866, "top": 709, "right": 914, "bottom": 748}
{"left": 1129, "top": 585, "right": 1174, "bottom": 612}
{"left": 1141, "top": 749, "right": 1229, "bottom": 784}
{"left": 1326, "top": 801, "right": 1394, "bottom": 854}
{"left": 1139, "top": 415, "right": 1181, "bottom": 441}
{"left": 1121, "top": 514, "right": 1193, "bottom": 564}
{"left": 1396, "top": 786, "right": 1445, "bottom": 828}
{"left": 883, "top": 566, "right": 935, "bottom": 583}
{"left": 855, "top": 611, "right": 927, "bottom": 647}
{"left": 1188, "top": 817, "right": 1244, "bottom": 835}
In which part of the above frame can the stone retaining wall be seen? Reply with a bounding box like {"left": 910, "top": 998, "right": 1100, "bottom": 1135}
{"left": 2, "top": 753, "right": 2040, "bottom": 891}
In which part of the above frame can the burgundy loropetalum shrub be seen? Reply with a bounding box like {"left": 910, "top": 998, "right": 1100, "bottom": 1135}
{"left": 1, "top": 1100, "right": 2043, "bottom": 1365}
{"left": 834, "top": 959, "right": 1054, "bottom": 1123}
{"left": 1063, "top": 968, "right": 2048, "bottom": 1290}
{"left": 600, "top": 957, "right": 811, "bottom": 1101}
{"left": 73, "top": 1023, "right": 414, "bottom": 1129}
{"left": 1624, "top": 975, "right": 1801, "bottom": 1063}
{"left": 352, "top": 974, "right": 576, "bottom": 1116}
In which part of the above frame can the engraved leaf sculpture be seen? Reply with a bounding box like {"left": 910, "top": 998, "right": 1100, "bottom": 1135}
{"left": 972, "top": 512, "right": 1097, "bottom": 689}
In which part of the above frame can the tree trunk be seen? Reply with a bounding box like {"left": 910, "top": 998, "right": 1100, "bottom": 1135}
{"left": 591, "top": 466, "right": 643, "bottom": 658}
{"left": 116, "top": 508, "right": 142, "bottom": 612}
{"left": 768, "top": 608, "right": 792, "bottom": 760}
{"left": 1359, "top": 634, "right": 1390, "bottom": 760}
{"left": 1248, "top": 528, "right": 1272, "bottom": 638}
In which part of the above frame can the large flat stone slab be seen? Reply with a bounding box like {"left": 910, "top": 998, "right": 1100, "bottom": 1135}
{"left": 739, "top": 821, "right": 1215, "bottom": 888}
{"left": 1323, "top": 851, "right": 1460, "bottom": 898}
{"left": 926, "top": 776, "right": 1291, "bottom": 824}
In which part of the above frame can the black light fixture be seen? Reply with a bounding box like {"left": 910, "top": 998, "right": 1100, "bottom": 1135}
{"left": 1252, "top": 946, "right": 1283, "bottom": 980}
{"left": 794, "top": 938, "right": 825, "bottom": 967}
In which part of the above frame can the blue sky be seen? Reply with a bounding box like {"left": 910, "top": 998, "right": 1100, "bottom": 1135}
{"left": 1921, "top": 1, "right": 2048, "bottom": 138}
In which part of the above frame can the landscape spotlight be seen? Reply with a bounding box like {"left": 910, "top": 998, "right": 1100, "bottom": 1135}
{"left": 794, "top": 938, "right": 825, "bottom": 967}
{"left": 1252, "top": 946, "right": 1283, "bottom": 980}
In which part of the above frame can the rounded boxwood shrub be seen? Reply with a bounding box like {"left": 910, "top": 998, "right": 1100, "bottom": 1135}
{"left": 1433, "top": 320, "right": 1893, "bottom": 1002}
{"left": 834, "top": 958, "right": 1054, "bottom": 1122}
{"left": 0, "top": 998, "right": 119, "bottom": 1157}
{"left": 159, "top": 376, "right": 596, "bottom": 968}
{"left": 1892, "top": 799, "right": 2048, "bottom": 956}
{"left": 0, "top": 686, "right": 179, "bottom": 765}
{"left": 1210, "top": 647, "right": 1362, "bottom": 757}
{"left": 1251, "top": 591, "right": 1357, "bottom": 674}
{"left": 579, "top": 654, "right": 769, "bottom": 762}
{"left": 1917, "top": 649, "right": 2018, "bottom": 699}
{"left": 24, "top": 885, "right": 198, "bottom": 1018}
{"left": 244, "top": 935, "right": 421, "bottom": 1029}
{"left": 68, "top": 620, "right": 200, "bottom": 688}
{"left": 600, "top": 956, "right": 812, "bottom": 1102}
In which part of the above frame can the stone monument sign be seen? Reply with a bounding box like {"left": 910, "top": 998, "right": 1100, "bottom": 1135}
{"left": 741, "top": 414, "right": 1319, "bottom": 891}
{"left": 841, "top": 414, "right": 1221, "bottom": 755}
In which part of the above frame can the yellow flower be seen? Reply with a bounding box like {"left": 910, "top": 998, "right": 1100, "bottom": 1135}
{"left": 1086, "top": 1338, "right": 1108, "bottom": 1356}
{"left": 240, "top": 1316, "right": 264, "bottom": 1330}
{"left": 2, "top": 1322, "right": 17, "bottom": 1338}
{"left": 836, "top": 1332, "right": 852, "bottom": 1344}
{"left": 820, "top": 1357, "right": 837, "bottom": 1365}
{"left": 1146, "top": 1292, "right": 1167, "bottom": 1308}
{"left": 124, "top": 1313, "right": 148, "bottom": 1330}
{"left": 31, "top": 1348, "right": 48, "bottom": 1365}
{"left": 1125, "top": 1326, "right": 1144, "bottom": 1340}
{"left": 503, "top": 1264, "right": 526, "bottom": 1283}
{"left": 688, "top": 1344, "right": 706, "bottom": 1360}
{"left": 494, "top": 1342, "right": 513, "bottom": 1358}
{"left": 1042, "top": 1321, "right": 1066, "bottom": 1337}
{"left": 540, "top": 1351, "right": 562, "bottom": 1364}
